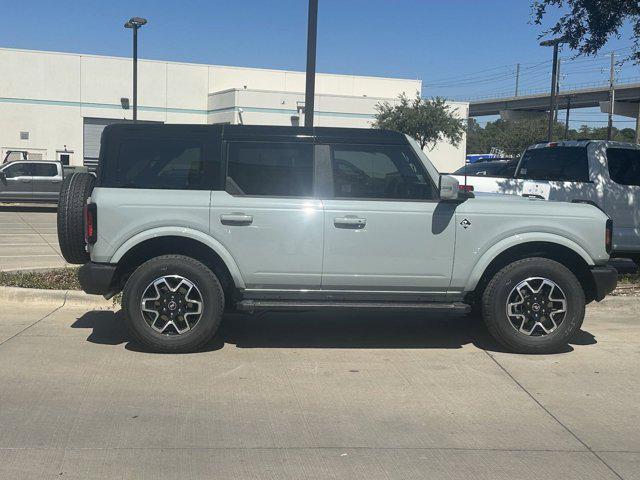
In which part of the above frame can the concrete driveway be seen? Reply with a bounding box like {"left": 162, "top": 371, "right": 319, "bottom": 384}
{"left": 0, "top": 297, "right": 638, "bottom": 479}
{"left": 0, "top": 206, "right": 68, "bottom": 271}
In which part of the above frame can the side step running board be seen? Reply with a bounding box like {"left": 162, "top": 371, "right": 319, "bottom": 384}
{"left": 236, "top": 300, "right": 470, "bottom": 314}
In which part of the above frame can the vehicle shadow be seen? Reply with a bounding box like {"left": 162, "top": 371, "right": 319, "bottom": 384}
{"left": 71, "top": 309, "right": 597, "bottom": 355}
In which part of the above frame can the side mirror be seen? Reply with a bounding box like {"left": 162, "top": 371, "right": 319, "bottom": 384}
{"left": 0, "top": 171, "right": 6, "bottom": 180}
{"left": 439, "top": 175, "right": 460, "bottom": 201}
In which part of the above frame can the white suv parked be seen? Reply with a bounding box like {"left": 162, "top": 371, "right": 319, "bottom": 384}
{"left": 57, "top": 125, "right": 617, "bottom": 354}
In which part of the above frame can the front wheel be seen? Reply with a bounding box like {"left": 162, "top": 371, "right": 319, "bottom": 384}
{"left": 482, "top": 257, "right": 585, "bottom": 354}
{"left": 122, "top": 255, "right": 224, "bottom": 353}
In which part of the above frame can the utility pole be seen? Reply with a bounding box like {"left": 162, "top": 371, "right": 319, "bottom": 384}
{"left": 635, "top": 103, "right": 640, "bottom": 144}
{"left": 514, "top": 63, "right": 520, "bottom": 97}
{"left": 607, "top": 52, "right": 615, "bottom": 140}
{"left": 554, "top": 58, "right": 561, "bottom": 123}
{"left": 304, "top": 0, "right": 318, "bottom": 128}
{"left": 564, "top": 96, "right": 571, "bottom": 139}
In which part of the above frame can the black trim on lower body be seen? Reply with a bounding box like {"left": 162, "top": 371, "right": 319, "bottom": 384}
{"left": 78, "top": 262, "right": 117, "bottom": 297}
{"left": 590, "top": 265, "right": 618, "bottom": 302}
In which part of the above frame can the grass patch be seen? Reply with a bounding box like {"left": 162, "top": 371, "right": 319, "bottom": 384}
{"left": 0, "top": 267, "right": 81, "bottom": 290}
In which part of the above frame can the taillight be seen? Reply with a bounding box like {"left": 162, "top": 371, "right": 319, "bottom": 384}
{"left": 84, "top": 202, "right": 97, "bottom": 245}
{"left": 459, "top": 184, "right": 474, "bottom": 192}
{"left": 605, "top": 218, "right": 613, "bottom": 254}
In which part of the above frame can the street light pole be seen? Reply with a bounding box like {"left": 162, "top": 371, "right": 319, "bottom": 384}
{"left": 304, "top": 0, "right": 318, "bottom": 128}
{"left": 124, "top": 17, "right": 147, "bottom": 123}
{"left": 540, "top": 37, "right": 564, "bottom": 142}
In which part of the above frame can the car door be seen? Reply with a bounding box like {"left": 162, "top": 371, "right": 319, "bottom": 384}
{"left": 602, "top": 145, "right": 640, "bottom": 252}
{"left": 320, "top": 142, "right": 456, "bottom": 295}
{"left": 517, "top": 145, "right": 599, "bottom": 205}
{"left": 31, "top": 163, "right": 62, "bottom": 202}
{"left": 209, "top": 139, "right": 323, "bottom": 289}
{"left": 0, "top": 162, "right": 33, "bottom": 201}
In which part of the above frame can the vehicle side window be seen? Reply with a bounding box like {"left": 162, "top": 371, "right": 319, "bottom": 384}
{"left": 105, "top": 137, "right": 218, "bottom": 190}
{"left": 518, "top": 147, "right": 589, "bottom": 182}
{"left": 32, "top": 164, "right": 58, "bottom": 177}
{"left": 3, "top": 163, "right": 32, "bottom": 178}
{"left": 607, "top": 148, "right": 640, "bottom": 187}
{"left": 331, "top": 144, "right": 436, "bottom": 200}
{"left": 226, "top": 142, "right": 314, "bottom": 197}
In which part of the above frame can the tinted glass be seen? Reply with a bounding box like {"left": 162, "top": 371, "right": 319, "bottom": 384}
{"left": 106, "top": 137, "right": 217, "bottom": 190}
{"left": 3, "top": 163, "right": 31, "bottom": 177}
{"left": 332, "top": 145, "right": 435, "bottom": 200}
{"left": 32, "top": 163, "right": 58, "bottom": 177}
{"left": 518, "top": 147, "right": 589, "bottom": 182}
{"left": 226, "top": 142, "right": 314, "bottom": 197}
{"left": 607, "top": 148, "right": 640, "bottom": 186}
{"left": 453, "top": 160, "right": 517, "bottom": 177}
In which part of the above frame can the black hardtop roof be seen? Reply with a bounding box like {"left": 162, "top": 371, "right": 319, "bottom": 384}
{"left": 102, "top": 123, "right": 408, "bottom": 145}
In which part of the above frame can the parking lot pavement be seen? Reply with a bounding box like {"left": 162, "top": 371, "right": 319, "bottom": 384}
{"left": 0, "top": 206, "right": 68, "bottom": 271}
{"left": 0, "top": 298, "right": 638, "bottom": 479}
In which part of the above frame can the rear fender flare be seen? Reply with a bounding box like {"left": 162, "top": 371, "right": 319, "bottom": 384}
{"left": 111, "top": 226, "right": 246, "bottom": 289}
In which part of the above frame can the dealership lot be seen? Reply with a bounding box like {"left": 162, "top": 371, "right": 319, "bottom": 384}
{"left": 0, "top": 207, "right": 67, "bottom": 271}
{"left": 0, "top": 297, "right": 638, "bottom": 479}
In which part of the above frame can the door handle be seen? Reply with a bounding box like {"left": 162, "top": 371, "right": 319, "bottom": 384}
{"left": 334, "top": 216, "right": 366, "bottom": 229}
{"left": 51, "top": 180, "right": 60, "bottom": 184}
{"left": 220, "top": 213, "right": 253, "bottom": 226}
{"left": 21, "top": 179, "right": 31, "bottom": 183}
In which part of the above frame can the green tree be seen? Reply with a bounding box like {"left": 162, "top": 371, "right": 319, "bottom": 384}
{"left": 532, "top": 0, "right": 640, "bottom": 62}
{"left": 466, "top": 117, "right": 637, "bottom": 156}
{"left": 373, "top": 94, "right": 466, "bottom": 150}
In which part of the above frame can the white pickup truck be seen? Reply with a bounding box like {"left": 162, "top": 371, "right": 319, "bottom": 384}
{"left": 453, "top": 140, "right": 640, "bottom": 265}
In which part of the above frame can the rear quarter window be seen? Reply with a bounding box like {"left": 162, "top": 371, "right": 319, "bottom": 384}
{"left": 607, "top": 148, "right": 640, "bottom": 186}
{"left": 100, "top": 136, "right": 221, "bottom": 190}
{"left": 518, "top": 147, "right": 590, "bottom": 182}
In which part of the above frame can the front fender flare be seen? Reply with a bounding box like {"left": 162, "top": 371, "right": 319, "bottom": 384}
{"left": 111, "top": 227, "right": 246, "bottom": 289}
{"left": 464, "top": 232, "right": 594, "bottom": 292}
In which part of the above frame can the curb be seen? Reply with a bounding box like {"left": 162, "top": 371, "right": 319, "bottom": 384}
{"left": 0, "top": 286, "right": 116, "bottom": 309}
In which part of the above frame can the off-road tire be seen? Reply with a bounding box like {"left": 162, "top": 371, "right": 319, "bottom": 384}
{"left": 57, "top": 172, "right": 95, "bottom": 264}
{"left": 482, "top": 257, "right": 585, "bottom": 354}
{"left": 122, "top": 255, "right": 225, "bottom": 353}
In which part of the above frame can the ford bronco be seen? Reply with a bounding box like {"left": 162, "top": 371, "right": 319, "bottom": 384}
{"left": 57, "top": 124, "right": 617, "bottom": 353}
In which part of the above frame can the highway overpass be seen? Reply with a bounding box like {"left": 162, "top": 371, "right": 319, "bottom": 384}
{"left": 469, "top": 82, "right": 640, "bottom": 118}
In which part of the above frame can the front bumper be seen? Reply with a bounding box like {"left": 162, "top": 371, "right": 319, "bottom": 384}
{"left": 78, "top": 262, "right": 117, "bottom": 297}
{"left": 590, "top": 265, "right": 618, "bottom": 301}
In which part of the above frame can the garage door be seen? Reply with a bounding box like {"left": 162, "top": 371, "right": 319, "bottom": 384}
{"left": 83, "top": 118, "right": 131, "bottom": 170}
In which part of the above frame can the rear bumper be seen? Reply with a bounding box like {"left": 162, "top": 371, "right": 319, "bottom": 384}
{"left": 78, "top": 262, "right": 117, "bottom": 297}
{"left": 590, "top": 265, "right": 618, "bottom": 301}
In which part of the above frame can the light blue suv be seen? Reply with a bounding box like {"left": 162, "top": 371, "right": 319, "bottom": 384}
{"left": 56, "top": 124, "right": 617, "bottom": 354}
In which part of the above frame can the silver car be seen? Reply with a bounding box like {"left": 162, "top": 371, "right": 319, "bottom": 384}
{"left": 0, "top": 160, "right": 63, "bottom": 203}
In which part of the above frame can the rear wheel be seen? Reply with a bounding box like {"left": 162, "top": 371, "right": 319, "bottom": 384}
{"left": 57, "top": 172, "right": 95, "bottom": 264}
{"left": 122, "top": 255, "right": 224, "bottom": 353}
{"left": 482, "top": 257, "right": 585, "bottom": 354}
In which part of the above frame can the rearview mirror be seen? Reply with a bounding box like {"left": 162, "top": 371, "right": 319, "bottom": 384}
{"left": 439, "top": 175, "right": 459, "bottom": 201}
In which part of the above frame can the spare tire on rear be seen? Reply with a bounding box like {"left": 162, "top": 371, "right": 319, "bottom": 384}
{"left": 57, "top": 172, "right": 96, "bottom": 264}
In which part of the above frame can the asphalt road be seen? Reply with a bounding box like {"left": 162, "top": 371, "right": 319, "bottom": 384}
{"left": 0, "top": 298, "right": 638, "bottom": 479}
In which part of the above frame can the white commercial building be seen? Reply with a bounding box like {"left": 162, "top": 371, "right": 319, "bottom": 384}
{"left": 0, "top": 47, "right": 468, "bottom": 172}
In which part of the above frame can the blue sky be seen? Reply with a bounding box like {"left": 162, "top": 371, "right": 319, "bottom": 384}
{"left": 1, "top": 0, "right": 636, "bottom": 127}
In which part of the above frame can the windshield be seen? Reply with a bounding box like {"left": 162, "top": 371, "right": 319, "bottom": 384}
{"left": 405, "top": 135, "right": 442, "bottom": 186}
